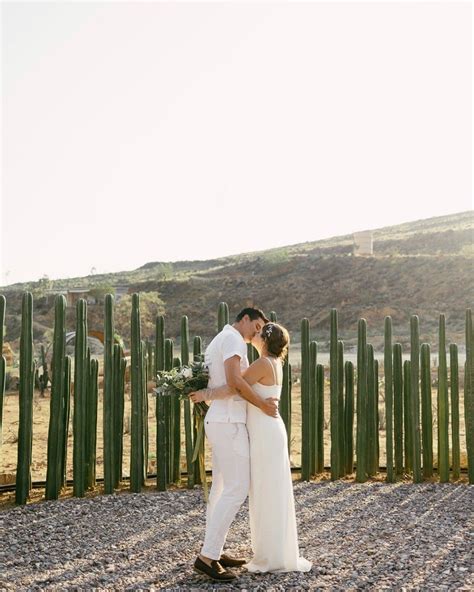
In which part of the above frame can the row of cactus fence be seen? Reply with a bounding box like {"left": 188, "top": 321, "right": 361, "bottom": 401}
{"left": 0, "top": 294, "right": 473, "bottom": 505}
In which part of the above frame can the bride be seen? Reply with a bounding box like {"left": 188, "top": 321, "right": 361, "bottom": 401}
{"left": 191, "top": 322, "right": 311, "bottom": 574}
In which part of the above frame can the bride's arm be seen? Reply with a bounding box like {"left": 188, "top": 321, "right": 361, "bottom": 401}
{"left": 189, "top": 358, "right": 268, "bottom": 403}
{"left": 189, "top": 384, "right": 236, "bottom": 403}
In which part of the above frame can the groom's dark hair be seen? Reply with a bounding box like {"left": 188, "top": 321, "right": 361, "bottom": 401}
{"left": 235, "top": 307, "right": 269, "bottom": 323}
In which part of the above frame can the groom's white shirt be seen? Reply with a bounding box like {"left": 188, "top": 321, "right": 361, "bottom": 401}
{"left": 204, "top": 324, "right": 249, "bottom": 423}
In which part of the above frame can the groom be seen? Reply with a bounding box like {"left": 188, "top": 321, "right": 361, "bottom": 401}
{"left": 192, "top": 307, "right": 279, "bottom": 581}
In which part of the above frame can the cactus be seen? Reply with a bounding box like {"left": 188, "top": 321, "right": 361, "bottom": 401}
{"left": 171, "top": 351, "right": 181, "bottom": 484}
{"left": 192, "top": 335, "right": 203, "bottom": 485}
{"left": 113, "top": 344, "right": 126, "bottom": 487}
{"left": 393, "top": 343, "right": 403, "bottom": 477}
{"left": 309, "top": 340, "right": 317, "bottom": 475}
{"left": 61, "top": 355, "right": 72, "bottom": 488}
{"left": 403, "top": 360, "right": 412, "bottom": 473}
{"left": 142, "top": 340, "right": 149, "bottom": 485}
{"left": 300, "top": 318, "right": 311, "bottom": 481}
{"left": 449, "top": 344, "right": 460, "bottom": 480}
{"left": 130, "top": 294, "right": 144, "bottom": 492}
{"left": 85, "top": 350, "right": 98, "bottom": 489}
{"left": 38, "top": 345, "right": 49, "bottom": 397}
{"left": 410, "top": 315, "right": 422, "bottom": 483}
{"left": 45, "top": 295, "right": 67, "bottom": 499}
{"left": 280, "top": 346, "right": 292, "bottom": 456}
{"left": 164, "top": 339, "right": 181, "bottom": 484}
{"left": 384, "top": 317, "right": 394, "bottom": 482}
{"left": 375, "top": 359, "right": 380, "bottom": 470}
{"left": 155, "top": 314, "right": 167, "bottom": 489}
{"left": 73, "top": 299, "right": 87, "bottom": 498}
{"left": 247, "top": 342, "right": 259, "bottom": 363}
{"left": 356, "top": 319, "right": 368, "bottom": 483}
{"left": 103, "top": 294, "right": 115, "bottom": 494}
{"left": 366, "top": 344, "right": 377, "bottom": 477}
{"left": 147, "top": 342, "right": 154, "bottom": 377}
{"left": 329, "top": 309, "right": 339, "bottom": 480}
{"left": 16, "top": 292, "right": 35, "bottom": 505}
{"left": 338, "top": 340, "right": 345, "bottom": 477}
{"left": 344, "top": 361, "right": 354, "bottom": 475}
{"left": 315, "top": 364, "right": 324, "bottom": 473}
{"left": 465, "top": 309, "right": 474, "bottom": 483}
{"left": 155, "top": 315, "right": 165, "bottom": 375}
{"left": 181, "top": 315, "right": 195, "bottom": 489}
{"left": 437, "top": 314, "right": 449, "bottom": 482}
{"left": 218, "top": 302, "right": 229, "bottom": 332}
{"left": 164, "top": 338, "right": 174, "bottom": 486}
{"left": 269, "top": 311, "right": 277, "bottom": 322}
{"left": 420, "top": 343, "right": 433, "bottom": 478}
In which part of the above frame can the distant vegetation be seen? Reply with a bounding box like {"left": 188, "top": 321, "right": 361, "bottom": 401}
{"left": 1, "top": 211, "right": 472, "bottom": 351}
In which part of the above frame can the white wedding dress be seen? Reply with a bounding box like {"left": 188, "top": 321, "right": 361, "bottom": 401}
{"left": 244, "top": 357, "right": 312, "bottom": 573}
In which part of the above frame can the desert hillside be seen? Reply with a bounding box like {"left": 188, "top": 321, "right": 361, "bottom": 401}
{"left": 2, "top": 211, "right": 473, "bottom": 351}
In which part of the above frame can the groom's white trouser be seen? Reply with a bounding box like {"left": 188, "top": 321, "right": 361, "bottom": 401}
{"left": 201, "top": 421, "right": 250, "bottom": 560}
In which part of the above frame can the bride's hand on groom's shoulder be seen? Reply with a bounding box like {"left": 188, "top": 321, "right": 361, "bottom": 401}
{"left": 260, "top": 397, "right": 279, "bottom": 418}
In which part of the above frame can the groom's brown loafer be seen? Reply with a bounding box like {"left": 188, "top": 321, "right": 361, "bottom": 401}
{"left": 193, "top": 556, "right": 237, "bottom": 581}
{"left": 219, "top": 553, "right": 247, "bottom": 568}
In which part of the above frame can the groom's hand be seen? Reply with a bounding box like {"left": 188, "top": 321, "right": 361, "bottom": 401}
{"left": 260, "top": 397, "right": 279, "bottom": 418}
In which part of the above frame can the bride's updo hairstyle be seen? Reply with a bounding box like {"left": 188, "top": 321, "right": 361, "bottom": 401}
{"left": 261, "top": 323, "right": 290, "bottom": 361}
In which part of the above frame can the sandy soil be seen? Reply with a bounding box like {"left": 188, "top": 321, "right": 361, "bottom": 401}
{"left": 0, "top": 381, "right": 467, "bottom": 488}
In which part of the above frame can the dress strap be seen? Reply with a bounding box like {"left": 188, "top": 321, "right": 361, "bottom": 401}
{"left": 263, "top": 356, "right": 281, "bottom": 386}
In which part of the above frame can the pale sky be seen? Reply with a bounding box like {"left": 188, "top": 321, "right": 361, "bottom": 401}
{"left": 1, "top": 1, "right": 472, "bottom": 286}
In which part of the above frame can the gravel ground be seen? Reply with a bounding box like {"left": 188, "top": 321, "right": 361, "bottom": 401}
{"left": 1, "top": 481, "right": 473, "bottom": 591}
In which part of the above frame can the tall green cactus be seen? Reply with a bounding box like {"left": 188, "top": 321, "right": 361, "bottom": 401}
{"left": 142, "top": 340, "right": 149, "bottom": 485}
{"left": 113, "top": 344, "right": 126, "bottom": 487}
{"left": 316, "top": 363, "right": 324, "bottom": 473}
{"left": 300, "top": 318, "right": 311, "bottom": 481}
{"left": 73, "top": 299, "right": 87, "bottom": 498}
{"left": 366, "top": 344, "right": 377, "bottom": 477}
{"left": 218, "top": 302, "right": 229, "bottom": 332}
{"left": 155, "top": 315, "right": 165, "bottom": 375}
{"left": 410, "top": 316, "right": 422, "bottom": 483}
{"left": 344, "top": 361, "right": 354, "bottom": 475}
{"left": 337, "top": 340, "right": 345, "bottom": 477}
{"left": 356, "top": 319, "right": 368, "bottom": 483}
{"left": 384, "top": 317, "right": 394, "bottom": 482}
{"left": 61, "top": 355, "right": 72, "bottom": 488}
{"left": 280, "top": 345, "right": 292, "bottom": 456}
{"left": 329, "top": 309, "right": 339, "bottom": 480}
{"left": 420, "top": 343, "right": 433, "bottom": 478}
{"left": 85, "top": 350, "right": 98, "bottom": 489}
{"left": 403, "top": 360, "right": 412, "bottom": 473}
{"left": 38, "top": 344, "right": 49, "bottom": 396}
{"left": 103, "top": 294, "right": 115, "bottom": 493}
{"left": 192, "top": 335, "right": 203, "bottom": 485}
{"left": 464, "top": 309, "right": 474, "bottom": 483}
{"left": 130, "top": 294, "right": 144, "bottom": 492}
{"left": 155, "top": 314, "right": 167, "bottom": 490}
{"left": 437, "top": 314, "right": 449, "bottom": 482}
{"left": 449, "top": 344, "right": 460, "bottom": 480}
{"left": 163, "top": 337, "right": 174, "bottom": 486}
{"left": 45, "top": 294, "right": 67, "bottom": 499}
{"left": 147, "top": 342, "right": 154, "bottom": 377}
{"left": 375, "top": 359, "right": 380, "bottom": 470}
{"left": 181, "top": 315, "right": 194, "bottom": 489}
{"left": 309, "top": 340, "right": 317, "bottom": 475}
{"left": 16, "top": 292, "right": 34, "bottom": 505}
{"left": 393, "top": 343, "right": 403, "bottom": 478}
